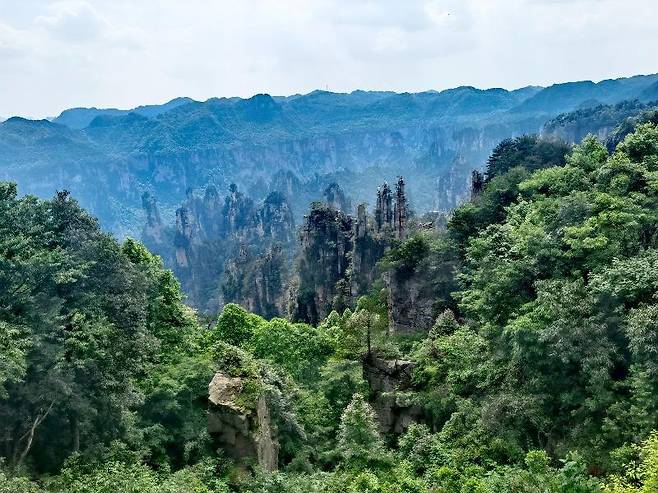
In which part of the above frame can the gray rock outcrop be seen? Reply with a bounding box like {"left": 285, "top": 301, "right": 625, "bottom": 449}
{"left": 363, "top": 352, "right": 422, "bottom": 435}
{"left": 207, "top": 372, "right": 279, "bottom": 472}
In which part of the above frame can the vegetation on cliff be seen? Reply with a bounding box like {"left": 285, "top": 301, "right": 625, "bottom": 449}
{"left": 3, "top": 122, "right": 658, "bottom": 491}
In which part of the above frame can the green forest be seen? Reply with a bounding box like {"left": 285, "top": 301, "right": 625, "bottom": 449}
{"left": 3, "top": 121, "right": 658, "bottom": 492}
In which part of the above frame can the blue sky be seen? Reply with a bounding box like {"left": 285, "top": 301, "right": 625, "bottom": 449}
{"left": 1, "top": 0, "right": 657, "bottom": 118}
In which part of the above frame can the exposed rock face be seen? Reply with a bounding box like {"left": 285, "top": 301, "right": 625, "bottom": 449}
{"left": 142, "top": 185, "right": 295, "bottom": 314}
{"left": 375, "top": 182, "right": 394, "bottom": 234}
{"left": 7, "top": 78, "right": 657, "bottom": 238}
{"left": 323, "top": 182, "right": 351, "bottom": 213}
{"left": 386, "top": 271, "right": 436, "bottom": 335}
{"left": 174, "top": 206, "right": 196, "bottom": 267}
{"left": 270, "top": 170, "right": 302, "bottom": 198}
{"left": 293, "top": 180, "right": 411, "bottom": 322}
{"left": 393, "top": 177, "right": 407, "bottom": 240}
{"left": 540, "top": 100, "right": 652, "bottom": 145}
{"left": 257, "top": 192, "right": 295, "bottom": 243}
{"left": 351, "top": 202, "right": 387, "bottom": 295}
{"left": 223, "top": 184, "right": 257, "bottom": 236}
{"left": 362, "top": 352, "right": 422, "bottom": 435}
{"left": 293, "top": 203, "right": 354, "bottom": 324}
{"left": 223, "top": 245, "right": 289, "bottom": 319}
{"left": 141, "top": 192, "right": 165, "bottom": 246}
{"left": 207, "top": 372, "right": 279, "bottom": 472}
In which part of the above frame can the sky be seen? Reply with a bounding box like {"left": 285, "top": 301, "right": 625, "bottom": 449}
{"left": 0, "top": 0, "right": 657, "bottom": 118}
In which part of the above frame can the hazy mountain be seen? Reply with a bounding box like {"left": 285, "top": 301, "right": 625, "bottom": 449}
{"left": 1, "top": 73, "right": 657, "bottom": 237}
{"left": 52, "top": 96, "right": 196, "bottom": 130}
{"left": 541, "top": 99, "right": 657, "bottom": 144}
{"left": 512, "top": 73, "right": 658, "bottom": 114}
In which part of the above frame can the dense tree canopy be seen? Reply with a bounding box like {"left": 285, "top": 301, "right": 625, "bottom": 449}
{"left": 0, "top": 185, "right": 210, "bottom": 476}
{"left": 4, "top": 122, "right": 658, "bottom": 491}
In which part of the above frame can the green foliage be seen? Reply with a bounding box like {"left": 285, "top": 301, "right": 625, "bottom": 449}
{"left": 337, "top": 394, "right": 390, "bottom": 471}
{"left": 46, "top": 455, "right": 229, "bottom": 493}
{"left": 0, "top": 321, "right": 28, "bottom": 398}
{"left": 383, "top": 234, "right": 430, "bottom": 277}
{"left": 449, "top": 136, "right": 571, "bottom": 256}
{"left": 6, "top": 122, "right": 658, "bottom": 492}
{"left": 214, "top": 303, "right": 263, "bottom": 347}
{"left": 452, "top": 124, "right": 658, "bottom": 468}
{"left": 248, "top": 318, "right": 334, "bottom": 383}
{"left": 605, "top": 431, "right": 658, "bottom": 492}
{"left": 0, "top": 469, "right": 43, "bottom": 493}
{"left": 0, "top": 184, "right": 205, "bottom": 474}
{"left": 485, "top": 134, "right": 571, "bottom": 181}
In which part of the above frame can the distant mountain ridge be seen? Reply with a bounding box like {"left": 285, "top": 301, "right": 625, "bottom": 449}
{"left": 52, "top": 96, "right": 196, "bottom": 129}
{"left": 1, "top": 73, "right": 657, "bottom": 237}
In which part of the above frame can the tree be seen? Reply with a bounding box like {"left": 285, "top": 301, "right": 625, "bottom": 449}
{"left": 0, "top": 184, "right": 204, "bottom": 472}
{"left": 214, "top": 303, "right": 262, "bottom": 347}
{"left": 248, "top": 318, "right": 333, "bottom": 383}
{"left": 337, "top": 394, "right": 388, "bottom": 470}
{"left": 485, "top": 135, "right": 570, "bottom": 181}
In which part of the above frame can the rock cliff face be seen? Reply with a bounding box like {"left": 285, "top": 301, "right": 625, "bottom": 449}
{"left": 143, "top": 185, "right": 295, "bottom": 314}
{"left": 207, "top": 372, "right": 279, "bottom": 472}
{"left": 256, "top": 192, "right": 296, "bottom": 243}
{"left": 293, "top": 180, "right": 409, "bottom": 324}
{"left": 385, "top": 271, "right": 436, "bottom": 335}
{"left": 293, "top": 203, "right": 354, "bottom": 324}
{"left": 223, "top": 245, "right": 289, "bottom": 319}
{"left": 351, "top": 203, "right": 387, "bottom": 295}
{"left": 540, "top": 100, "right": 655, "bottom": 145}
{"left": 141, "top": 192, "right": 166, "bottom": 247}
{"left": 323, "top": 182, "right": 351, "bottom": 213}
{"left": 393, "top": 177, "right": 408, "bottom": 241}
{"left": 362, "top": 352, "right": 423, "bottom": 436}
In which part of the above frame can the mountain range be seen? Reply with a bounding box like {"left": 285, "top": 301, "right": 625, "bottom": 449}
{"left": 1, "top": 73, "right": 657, "bottom": 237}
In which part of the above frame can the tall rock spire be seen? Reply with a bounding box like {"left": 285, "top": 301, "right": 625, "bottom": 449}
{"left": 375, "top": 182, "right": 393, "bottom": 234}
{"left": 393, "top": 176, "right": 407, "bottom": 240}
{"left": 141, "top": 191, "right": 165, "bottom": 248}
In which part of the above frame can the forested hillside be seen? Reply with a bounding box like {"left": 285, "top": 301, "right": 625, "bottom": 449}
{"left": 3, "top": 122, "right": 658, "bottom": 491}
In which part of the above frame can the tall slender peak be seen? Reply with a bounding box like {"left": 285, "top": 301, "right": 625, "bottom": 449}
{"left": 375, "top": 186, "right": 383, "bottom": 231}
{"left": 394, "top": 176, "right": 407, "bottom": 240}
{"left": 141, "top": 191, "right": 166, "bottom": 250}
{"left": 323, "top": 182, "right": 351, "bottom": 212}
{"left": 257, "top": 191, "right": 295, "bottom": 243}
{"left": 175, "top": 206, "right": 195, "bottom": 242}
{"left": 141, "top": 192, "right": 161, "bottom": 228}
{"left": 375, "top": 182, "right": 393, "bottom": 234}
{"left": 204, "top": 184, "right": 219, "bottom": 203}
{"left": 174, "top": 206, "right": 196, "bottom": 268}
{"left": 355, "top": 203, "right": 368, "bottom": 239}
{"left": 222, "top": 184, "right": 257, "bottom": 235}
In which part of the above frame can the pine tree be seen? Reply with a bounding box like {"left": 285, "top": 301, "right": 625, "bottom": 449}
{"left": 337, "top": 393, "right": 388, "bottom": 470}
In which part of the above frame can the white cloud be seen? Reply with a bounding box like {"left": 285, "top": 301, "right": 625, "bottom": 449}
{"left": 35, "top": 1, "right": 107, "bottom": 42}
{"left": 0, "top": 0, "right": 656, "bottom": 118}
